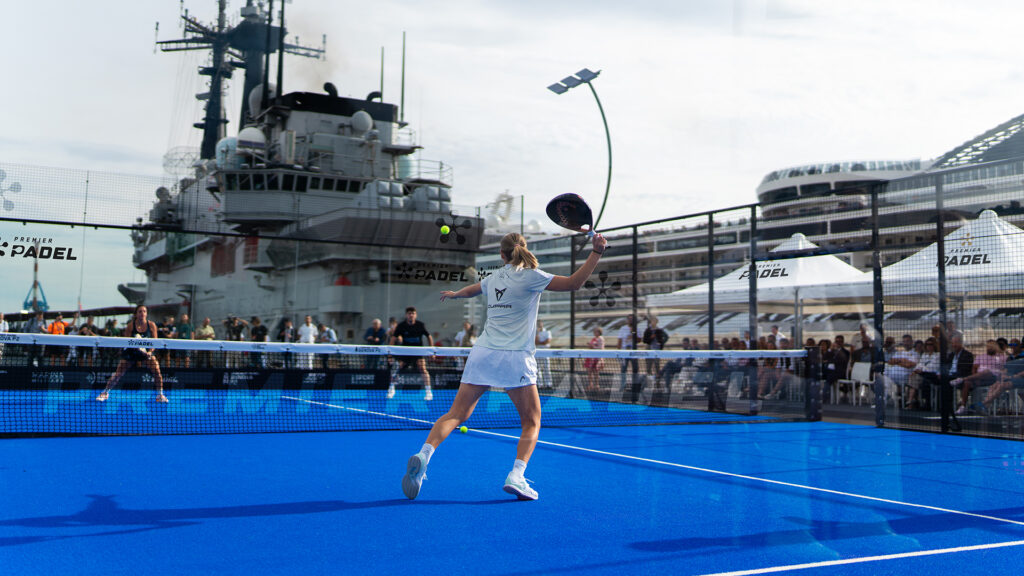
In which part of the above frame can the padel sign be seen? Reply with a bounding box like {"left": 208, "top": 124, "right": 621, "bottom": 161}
{"left": 0, "top": 236, "right": 78, "bottom": 260}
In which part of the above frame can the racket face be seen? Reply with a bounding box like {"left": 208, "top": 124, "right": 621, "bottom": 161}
{"left": 545, "top": 193, "right": 594, "bottom": 233}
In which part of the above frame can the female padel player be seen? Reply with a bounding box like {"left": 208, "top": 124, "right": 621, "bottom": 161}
{"left": 96, "top": 305, "right": 168, "bottom": 403}
{"left": 402, "top": 232, "right": 606, "bottom": 500}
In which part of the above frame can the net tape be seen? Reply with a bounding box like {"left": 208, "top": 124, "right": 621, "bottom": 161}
{"left": 0, "top": 333, "right": 807, "bottom": 360}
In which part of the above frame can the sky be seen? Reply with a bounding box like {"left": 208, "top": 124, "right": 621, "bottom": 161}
{"left": 3, "top": 0, "right": 1024, "bottom": 311}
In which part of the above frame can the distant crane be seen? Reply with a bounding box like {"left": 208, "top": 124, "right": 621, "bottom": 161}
{"left": 22, "top": 241, "right": 49, "bottom": 312}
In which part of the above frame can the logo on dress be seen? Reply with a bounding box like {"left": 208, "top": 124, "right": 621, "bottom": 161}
{"left": 495, "top": 288, "right": 507, "bottom": 302}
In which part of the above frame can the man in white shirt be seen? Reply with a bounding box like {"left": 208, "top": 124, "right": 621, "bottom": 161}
{"left": 535, "top": 319, "right": 552, "bottom": 388}
{"left": 617, "top": 314, "right": 638, "bottom": 391}
{"left": 297, "top": 315, "right": 319, "bottom": 369}
{"left": 885, "top": 334, "right": 920, "bottom": 407}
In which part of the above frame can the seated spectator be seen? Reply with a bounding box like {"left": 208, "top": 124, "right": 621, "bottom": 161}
{"left": 975, "top": 341, "right": 1024, "bottom": 413}
{"left": 885, "top": 334, "right": 919, "bottom": 406}
{"left": 909, "top": 338, "right": 940, "bottom": 410}
{"left": 954, "top": 339, "right": 1006, "bottom": 415}
{"left": 757, "top": 342, "right": 781, "bottom": 399}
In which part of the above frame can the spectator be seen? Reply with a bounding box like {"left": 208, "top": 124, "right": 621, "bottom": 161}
{"left": 584, "top": 326, "right": 604, "bottom": 392}
{"left": 297, "top": 315, "right": 319, "bottom": 370}
{"left": 317, "top": 322, "right": 338, "bottom": 369}
{"left": 64, "top": 312, "right": 82, "bottom": 366}
{"left": 153, "top": 315, "right": 173, "bottom": 368}
{"left": 819, "top": 339, "right": 835, "bottom": 401}
{"left": 195, "top": 317, "right": 216, "bottom": 368}
{"left": 0, "top": 312, "right": 7, "bottom": 364}
{"left": 175, "top": 314, "right": 194, "bottom": 368}
{"left": 453, "top": 321, "right": 472, "bottom": 347}
{"left": 363, "top": 318, "right": 388, "bottom": 370}
{"left": 833, "top": 335, "right": 851, "bottom": 401}
{"left": 24, "top": 311, "right": 47, "bottom": 364}
{"left": 278, "top": 318, "right": 296, "bottom": 369}
{"left": 365, "top": 318, "right": 387, "bottom": 345}
{"left": 100, "top": 318, "right": 122, "bottom": 368}
{"left": 249, "top": 317, "right": 269, "bottom": 369}
{"left": 223, "top": 316, "right": 248, "bottom": 369}
{"left": 463, "top": 325, "right": 477, "bottom": 347}
{"left": 910, "top": 338, "right": 940, "bottom": 410}
{"left": 46, "top": 313, "right": 68, "bottom": 367}
{"left": 976, "top": 340, "right": 1024, "bottom": 412}
{"left": 78, "top": 316, "right": 99, "bottom": 367}
{"left": 616, "top": 315, "right": 639, "bottom": 392}
{"left": 535, "top": 319, "right": 552, "bottom": 388}
{"left": 946, "top": 320, "right": 963, "bottom": 342}
{"left": 885, "top": 334, "right": 920, "bottom": 407}
{"left": 954, "top": 339, "right": 1006, "bottom": 415}
{"left": 757, "top": 342, "right": 781, "bottom": 399}
{"left": 388, "top": 307, "right": 434, "bottom": 400}
{"left": 642, "top": 316, "right": 668, "bottom": 378}
{"left": 852, "top": 337, "right": 875, "bottom": 365}
{"left": 385, "top": 317, "right": 398, "bottom": 342}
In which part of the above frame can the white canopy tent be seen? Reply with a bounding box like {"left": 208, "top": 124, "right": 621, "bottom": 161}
{"left": 646, "top": 233, "right": 869, "bottom": 311}
{"left": 878, "top": 209, "right": 1024, "bottom": 297}
{"left": 646, "top": 233, "right": 870, "bottom": 341}
{"left": 871, "top": 209, "right": 1024, "bottom": 343}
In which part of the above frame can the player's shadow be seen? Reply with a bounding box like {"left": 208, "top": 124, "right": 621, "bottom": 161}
{"left": 0, "top": 494, "right": 514, "bottom": 547}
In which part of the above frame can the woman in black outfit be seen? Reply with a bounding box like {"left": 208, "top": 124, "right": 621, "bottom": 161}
{"left": 96, "top": 305, "right": 167, "bottom": 403}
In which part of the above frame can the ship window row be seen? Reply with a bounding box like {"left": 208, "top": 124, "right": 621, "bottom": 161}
{"left": 224, "top": 172, "right": 364, "bottom": 194}
{"left": 760, "top": 159, "right": 922, "bottom": 185}
{"left": 885, "top": 159, "right": 1024, "bottom": 192}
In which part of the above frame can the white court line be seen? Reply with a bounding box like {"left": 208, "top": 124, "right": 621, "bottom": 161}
{"left": 282, "top": 395, "right": 1024, "bottom": 530}
{"left": 697, "top": 539, "right": 1024, "bottom": 576}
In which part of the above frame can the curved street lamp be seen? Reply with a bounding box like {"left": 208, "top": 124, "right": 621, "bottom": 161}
{"left": 547, "top": 68, "right": 612, "bottom": 230}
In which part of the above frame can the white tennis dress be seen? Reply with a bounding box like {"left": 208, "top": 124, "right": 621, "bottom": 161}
{"left": 462, "top": 264, "right": 553, "bottom": 388}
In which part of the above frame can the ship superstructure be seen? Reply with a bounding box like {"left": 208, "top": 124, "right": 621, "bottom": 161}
{"left": 125, "top": 1, "right": 482, "bottom": 340}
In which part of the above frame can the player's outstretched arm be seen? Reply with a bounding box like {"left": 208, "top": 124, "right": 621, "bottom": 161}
{"left": 547, "top": 234, "right": 607, "bottom": 292}
{"left": 440, "top": 282, "right": 482, "bottom": 301}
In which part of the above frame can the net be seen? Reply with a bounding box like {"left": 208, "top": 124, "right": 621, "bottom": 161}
{"left": 0, "top": 333, "right": 812, "bottom": 436}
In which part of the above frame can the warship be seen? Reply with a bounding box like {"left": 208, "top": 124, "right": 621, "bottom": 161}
{"left": 122, "top": 0, "right": 483, "bottom": 342}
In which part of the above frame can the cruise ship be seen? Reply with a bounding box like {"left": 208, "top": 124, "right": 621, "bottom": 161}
{"left": 475, "top": 113, "right": 1024, "bottom": 346}
{"left": 123, "top": 1, "right": 483, "bottom": 341}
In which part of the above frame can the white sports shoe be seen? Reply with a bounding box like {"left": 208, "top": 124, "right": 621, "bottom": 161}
{"left": 402, "top": 453, "right": 428, "bottom": 500}
{"left": 424, "top": 388, "right": 433, "bottom": 401}
{"left": 386, "top": 383, "right": 396, "bottom": 399}
{"left": 503, "top": 473, "right": 538, "bottom": 501}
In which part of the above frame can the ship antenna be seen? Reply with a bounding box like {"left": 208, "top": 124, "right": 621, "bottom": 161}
{"left": 276, "top": 0, "right": 285, "bottom": 97}
{"left": 380, "top": 46, "right": 385, "bottom": 97}
{"left": 400, "top": 31, "right": 406, "bottom": 124}
{"left": 261, "top": 0, "right": 273, "bottom": 118}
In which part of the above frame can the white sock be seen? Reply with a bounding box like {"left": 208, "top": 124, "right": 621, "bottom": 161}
{"left": 419, "top": 443, "right": 435, "bottom": 464}
{"left": 511, "top": 459, "right": 527, "bottom": 478}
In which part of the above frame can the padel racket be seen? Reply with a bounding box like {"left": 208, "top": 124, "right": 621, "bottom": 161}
{"left": 546, "top": 193, "right": 595, "bottom": 237}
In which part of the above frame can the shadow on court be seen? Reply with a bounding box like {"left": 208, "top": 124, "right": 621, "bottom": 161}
{"left": 0, "top": 494, "right": 515, "bottom": 546}
{"left": 630, "top": 508, "right": 1024, "bottom": 553}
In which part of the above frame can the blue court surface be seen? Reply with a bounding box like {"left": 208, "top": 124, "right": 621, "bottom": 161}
{"left": 2, "top": 420, "right": 1023, "bottom": 575}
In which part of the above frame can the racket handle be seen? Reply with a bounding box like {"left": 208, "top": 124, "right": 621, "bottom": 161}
{"left": 587, "top": 230, "right": 595, "bottom": 238}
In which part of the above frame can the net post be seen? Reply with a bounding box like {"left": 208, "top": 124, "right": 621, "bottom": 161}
{"left": 748, "top": 205, "right": 759, "bottom": 414}
{"left": 707, "top": 213, "right": 715, "bottom": 350}
{"left": 871, "top": 184, "right": 886, "bottom": 427}
{"left": 934, "top": 176, "right": 954, "bottom": 432}
{"left": 632, "top": 226, "right": 638, "bottom": 350}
